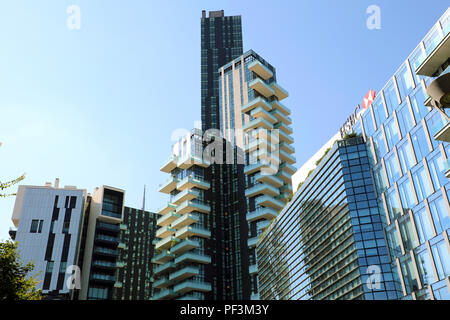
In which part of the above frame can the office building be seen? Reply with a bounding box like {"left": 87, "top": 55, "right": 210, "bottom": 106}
{"left": 113, "top": 207, "right": 157, "bottom": 300}
{"left": 218, "top": 50, "right": 296, "bottom": 298}
{"left": 11, "top": 179, "right": 87, "bottom": 300}
{"left": 152, "top": 128, "right": 212, "bottom": 300}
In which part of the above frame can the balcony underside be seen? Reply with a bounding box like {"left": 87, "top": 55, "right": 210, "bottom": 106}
{"left": 242, "top": 97, "right": 271, "bottom": 113}
{"left": 176, "top": 200, "right": 211, "bottom": 214}
{"left": 246, "top": 207, "right": 278, "bottom": 222}
{"left": 416, "top": 32, "right": 450, "bottom": 76}
{"left": 248, "top": 60, "right": 273, "bottom": 80}
{"left": 434, "top": 122, "right": 450, "bottom": 143}
{"left": 249, "top": 78, "right": 275, "bottom": 98}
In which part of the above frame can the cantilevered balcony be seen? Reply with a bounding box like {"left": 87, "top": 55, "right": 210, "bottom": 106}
{"left": 248, "top": 236, "right": 258, "bottom": 248}
{"left": 278, "top": 129, "right": 294, "bottom": 144}
{"left": 155, "top": 236, "right": 180, "bottom": 250}
{"left": 243, "top": 117, "right": 274, "bottom": 132}
{"left": 158, "top": 202, "right": 177, "bottom": 215}
{"left": 158, "top": 176, "right": 179, "bottom": 194}
{"left": 279, "top": 162, "right": 296, "bottom": 175}
{"left": 244, "top": 162, "right": 278, "bottom": 175}
{"left": 271, "top": 100, "right": 290, "bottom": 116}
{"left": 279, "top": 149, "right": 296, "bottom": 165}
{"left": 160, "top": 156, "right": 178, "bottom": 173}
{"left": 169, "top": 266, "right": 200, "bottom": 282}
{"left": 249, "top": 78, "right": 275, "bottom": 98}
{"left": 151, "top": 288, "right": 176, "bottom": 300}
{"left": 270, "top": 109, "right": 292, "bottom": 125}
{"left": 157, "top": 212, "right": 181, "bottom": 227}
{"left": 245, "top": 138, "right": 273, "bottom": 153}
{"left": 416, "top": 32, "right": 450, "bottom": 76}
{"left": 176, "top": 200, "right": 211, "bottom": 214}
{"left": 250, "top": 107, "right": 278, "bottom": 124}
{"left": 249, "top": 264, "right": 258, "bottom": 275}
{"left": 246, "top": 207, "right": 278, "bottom": 222}
{"left": 280, "top": 141, "right": 295, "bottom": 154}
{"left": 270, "top": 82, "right": 289, "bottom": 101}
{"left": 153, "top": 277, "right": 171, "bottom": 289}
{"left": 171, "top": 189, "right": 200, "bottom": 205}
{"left": 242, "top": 96, "right": 271, "bottom": 113}
{"left": 276, "top": 170, "right": 292, "bottom": 184}
{"left": 274, "top": 122, "right": 293, "bottom": 135}
{"left": 434, "top": 122, "right": 450, "bottom": 143}
{"left": 171, "top": 213, "right": 200, "bottom": 230}
{"left": 170, "top": 239, "right": 200, "bottom": 255}
{"left": 156, "top": 226, "right": 177, "bottom": 239}
{"left": 280, "top": 184, "right": 293, "bottom": 195}
{"left": 255, "top": 195, "right": 285, "bottom": 210}
{"left": 177, "top": 154, "right": 210, "bottom": 170}
{"left": 245, "top": 182, "right": 280, "bottom": 198}
{"left": 151, "top": 251, "right": 175, "bottom": 265}
{"left": 175, "top": 226, "right": 211, "bottom": 239}
{"left": 176, "top": 175, "right": 210, "bottom": 191}
{"left": 248, "top": 59, "right": 273, "bottom": 80}
{"left": 254, "top": 172, "right": 284, "bottom": 188}
{"left": 174, "top": 252, "right": 211, "bottom": 265}
{"left": 173, "top": 280, "right": 212, "bottom": 294}
{"left": 153, "top": 261, "right": 176, "bottom": 277}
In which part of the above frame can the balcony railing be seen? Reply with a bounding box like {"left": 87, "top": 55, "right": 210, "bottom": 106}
{"left": 246, "top": 207, "right": 278, "bottom": 222}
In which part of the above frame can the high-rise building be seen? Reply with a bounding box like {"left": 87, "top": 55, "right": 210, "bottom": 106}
{"left": 258, "top": 136, "right": 399, "bottom": 300}
{"left": 258, "top": 7, "right": 450, "bottom": 300}
{"left": 11, "top": 179, "right": 87, "bottom": 300}
{"left": 153, "top": 128, "right": 212, "bottom": 300}
{"left": 113, "top": 207, "right": 157, "bottom": 300}
{"left": 218, "top": 49, "right": 296, "bottom": 299}
{"left": 200, "top": 10, "right": 251, "bottom": 300}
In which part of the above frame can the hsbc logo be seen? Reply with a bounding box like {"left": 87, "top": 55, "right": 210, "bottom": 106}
{"left": 340, "top": 90, "right": 376, "bottom": 139}
{"left": 362, "top": 90, "right": 376, "bottom": 109}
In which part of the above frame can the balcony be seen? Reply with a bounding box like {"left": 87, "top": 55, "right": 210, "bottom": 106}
{"left": 270, "top": 82, "right": 289, "bottom": 101}
{"left": 175, "top": 226, "right": 211, "bottom": 240}
{"left": 90, "top": 273, "right": 115, "bottom": 283}
{"left": 254, "top": 172, "right": 284, "bottom": 188}
{"left": 151, "top": 288, "right": 176, "bottom": 300}
{"left": 157, "top": 212, "right": 181, "bottom": 227}
{"left": 93, "top": 247, "right": 118, "bottom": 257}
{"left": 249, "top": 78, "right": 275, "bottom": 98}
{"left": 278, "top": 129, "right": 294, "bottom": 144}
{"left": 160, "top": 155, "right": 178, "bottom": 173}
{"left": 277, "top": 169, "right": 292, "bottom": 184}
{"left": 173, "top": 280, "right": 212, "bottom": 294}
{"left": 249, "top": 264, "right": 258, "bottom": 275}
{"left": 92, "top": 260, "right": 117, "bottom": 270}
{"left": 279, "top": 149, "right": 296, "bottom": 165}
{"left": 434, "top": 122, "right": 450, "bottom": 143}
{"left": 416, "top": 32, "right": 450, "bottom": 76}
{"left": 243, "top": 117, "right": 274, "bottom": 132}
{"left": 279, "top": 162, "right": 296, "bottom": 175}
{"left": 176, "top": 200, "right": 211, "bottom": 214}
{"left": 174, "top": 252, "right": 211, "bottom": 265}
{"left": 270, "top": 109, "right": 292, "bottom": 125}
{"left": 248, "top": 60, "right": 273, "bottom": 80}
{"left": 158, "top": 176, "right": 179, "bottom": 194}
{"left": 153, "top": 261, "right": 176, "bottom": 277}
{"left": 153, "top": 277, "right": 171, "bottom": 289}
{"left": 245, "top": 183, "right": 280, "bottom": 198}
{"left": 248, "top": 236, "right": 258, "bottom": 248}
{"left": 177, "top": 154, "right": 210, "bottom": 170}
{"left": 274, "top": 122, "right": 293, "bottom": 135}
{"left": 158, "top": 202, "right": 177, "bottom": 215}
{"left": 169, "top": 266, "right": 200, "bottom": 282}
{"left": 170, "top": 239, "right": 200, "bottom": 255}
{"left": 279, "top": 141, "right": 295, "bottom": 154}
{"left": 156, "top": 226, "right": 177, "bottom": 239}
{"left": 271, "top": 100, "right": 290, "bottom": 115}
{"left": 151, "top": 251, "right": 175, "bottom": 265}
{"left": 177, "top": 175, "right": 210, "bottom": 191}
{"left": 246, "top": 207, "right": 278, "bottom": 222}
{"left": 94, "top": 234, "right": 119, "bottom": 244}
{"left": 242, "top": 97, "right": 271, "bottom": 113}
{"left": 256, "top": 195, "right": 285, "bottom": 210}
{"left": 280, "top": 184, "right": 293, "bottom": 195}
{"left": 244, "top": 162, "right": 278, "bottom": 175}
{"left": 245, "top": 138, "right": 272, "bottom": 153}
{"left": 171, "top": 213, "right": 200, "bottom": 230}
{"left": 154, "top": 236, "right": 180, "bottom": 250}
{"left": 171, "top": 189, "right": 200, "bottom": 205}
{"left": 250, "top": 107, "right": 278, "bottom": 124}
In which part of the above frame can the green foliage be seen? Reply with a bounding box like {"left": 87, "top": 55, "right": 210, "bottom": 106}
{"left": 0, "top": 174, "right": 25, "bottom": 198}
{"left": 315, "top": 147, "right": 331, "bottom": 166}
{"left": 0, "top": 240, "right": 42, "bottom": 300}
{"left": 342, "top": 132, "right": 359, "bottom": 140}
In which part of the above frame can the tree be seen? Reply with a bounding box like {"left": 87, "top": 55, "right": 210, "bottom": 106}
{"left": 0, "top": 240, "right": 42, "bottom": 300}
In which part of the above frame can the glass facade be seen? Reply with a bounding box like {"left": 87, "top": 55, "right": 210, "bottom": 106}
{"left": 258, "top": 137, "right": 399, "bottom": 300}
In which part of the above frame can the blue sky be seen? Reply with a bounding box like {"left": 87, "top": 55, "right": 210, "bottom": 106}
{"left": 0, "top": 0, "right": 448, "bottom": 240}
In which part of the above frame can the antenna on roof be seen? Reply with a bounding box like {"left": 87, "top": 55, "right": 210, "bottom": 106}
{"left": 142, "top": 185, "right": 146, "bottom": 213}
